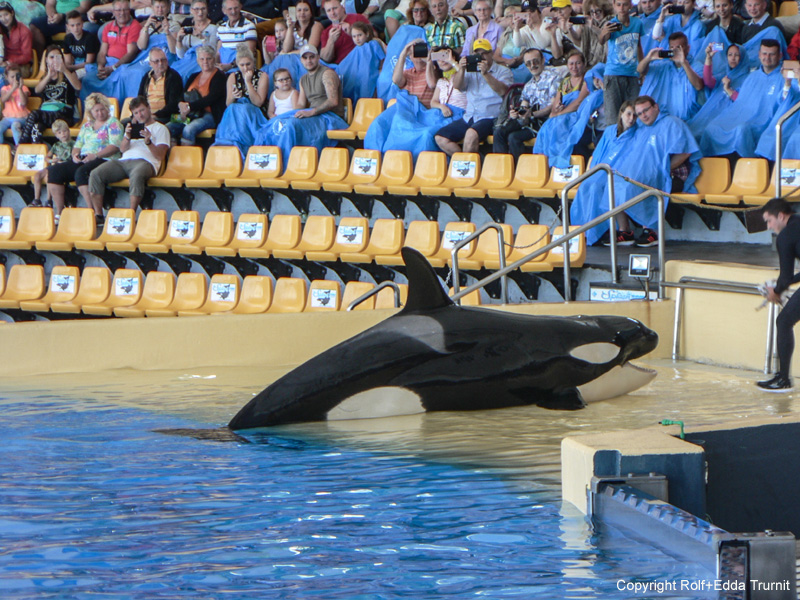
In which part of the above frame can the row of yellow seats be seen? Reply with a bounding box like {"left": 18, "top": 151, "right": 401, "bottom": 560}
{"left": 0, "top": 265, "right": 410, "bottom": 317}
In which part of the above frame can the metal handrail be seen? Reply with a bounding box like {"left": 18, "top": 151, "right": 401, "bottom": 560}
{"left": 450, "top": 223, "right": 508, "bottom": 305}
{"left": 347, "top": 281, "right": 403, "bottom": 311}
{"left": 663, "top": 276, "right": 777, "bottom": 374}
{"left": 775, "top": 100, "right": 800, "bottom": 198}
{"left": 452, "top": 188, "right": 667, "bottom": 302}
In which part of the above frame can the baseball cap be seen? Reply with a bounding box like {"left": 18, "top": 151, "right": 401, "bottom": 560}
{"left": 472, "top": 38, "right": 493, "bottom": 53}
{"left": 299, "top": 44, "right": 318, "bottom": 57}
{"left": 552, "top": 0, "right": 572, "bottom": 7}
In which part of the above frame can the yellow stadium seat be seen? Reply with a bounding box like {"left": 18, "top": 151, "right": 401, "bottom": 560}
{"left": 36, "top": 207, "right": 96, "bottom": 251}
{"left": 50, "top": 267, "right": 111, "bottom": 314}
{"left": 114, "top": 271, "right": 176, "bottom": 318}
{"left": 429, "top": 222, "right": 477, "bottom": 268}
{"left": 205, "top": 213, "right": 268, "bottom": 257}
{"left": 75, "top": 208, "right": 136, "bottom": 250}
{"left": 386, "top": 151, "right": 447, "bottom": 196}
{"left": 292, "top": 147, "right": 349, "bottom": 191}
{"left": 323, "top": 149, "right": 381, "bottom": 193}
{"left": 120, "top": 97, "right": 132, "bottom": 121}
{"left": 353, "top": 150, "right": 413, "bottom": 195}
{"left": 231, "top": 146, "right": 282, "bottom": 187}
{"left": 742, "top": 159, "right": 800, "bottom": 206}
{"left": 0, "top": 265, "right": 45, "bottom": 308}
{"left": 457, "top": 224, "right": 513, "bottom": 270}
{"left": 229, "top": 275, "right": 273, "bottom": 314}
{"left": 545, "top": 225, "right": 586, "bottom": 268}
{"left": 0, "top": 265, "right": 4, "bottom": 296}
{"left": 138, "top": 210, "right": 200, "bottom": 253}
{"left": 82, "top": 269, "right": 143, "bottom": 316}
{"left": 341, "top": 281, "right": 375, "bottom": 310}
{"left": 377, "top": 220, "right": 440, "bottom": 266}
{"left": 0, "top": 144, "right": 48, "bottom": 185}
{"left": 455, "top": 154, "right": 514, "bottom": 198}
{"left": 525, "top": 155, "right": 586, "bottom": 198}
{"left": 328, "top": 98, "right": 384, "bottom": 140}
{"left": 172, "top": 211, "right": 234, "bottom": 255}
{"left": 340, "top": 218, "right": 404, "bottom": 263}
{"left": 261, "top": 146, "right": 318, "bottom": 189}
{"left": 19, "top": 266, "right": 80, "bottom": 312}
{"left": 272, "top": 215, "right": 334, "bottom": 260}
{"left": 420, "top": 153, "right": 481, "bottom": 196}
{"left": 179, "top": 274, "right": 240, "bottom": 316}
{"left": 485, "top": 224, "right": 553, "bottom": 272}
{"left": 0, "top": 206, "right": 15, "bottom": 241}
{"left": 148, "top": 146, "right": 204, "bottom": 188}
{"left": 671, "top": 157, "right": 732, "bottom": 204}
{"left": 0, "top": 207, "right": 54, "bottom": 250}
{"left": 704, "top": 158, "right": 770, "bottom": 205}
{"left": 488, "top": 154, "right": 549, "bottom": 200}
{"left": 254, "top": 213, "right": 301, "bottom": 258}
{"left": 267, "top": 277, "right": 307, "bottom": 313}
{"left": 185, "top": 146, "right": 242, "bottom": 188}
{"left": 375, "top": 283, "right": 407, "bottom": 309}
{"left": 305, "top": 280, "right": 340, "bottom": 312}
{"left": 306, "top": 217, "right": 369, "bottom": 262}
{"left": 0, "top": 144, "right": 12, "bottom": 175}
{"left": 450, "top": 287, "right": 481, "bottom": 306}
{"left": 780, "top": 0, "right": 797, "bottom": 16}
{"left": 343, "top": 97, "right": 353, "bottom": 124}
{"left": 146, "top": 272, "right": 208, "bottom": 317}
{"left": 106, "top": 210, "right": 168, "bottom": 253}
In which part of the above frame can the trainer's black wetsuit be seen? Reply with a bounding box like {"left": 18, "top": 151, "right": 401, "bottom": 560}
{"left": 774, "top": 214, "right": 800, "bottom": 378}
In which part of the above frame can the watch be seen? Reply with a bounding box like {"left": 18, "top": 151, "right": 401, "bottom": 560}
{"left": 145, "top": 138, "right": 152, "bottom": 145}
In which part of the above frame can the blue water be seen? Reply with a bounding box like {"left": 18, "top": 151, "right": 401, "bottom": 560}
{"left": 0, "top": 393, "right": 713, "bottom": 599}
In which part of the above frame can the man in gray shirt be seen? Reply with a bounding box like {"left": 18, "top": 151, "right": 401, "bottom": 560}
{"left": 435, "top": 38, "right": 514, "bottom": 155}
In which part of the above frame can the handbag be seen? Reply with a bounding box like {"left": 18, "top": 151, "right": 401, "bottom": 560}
{"left": 183, "top": 89, "right": 203, "bottom": 120}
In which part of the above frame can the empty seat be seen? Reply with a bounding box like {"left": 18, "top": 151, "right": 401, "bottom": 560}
{"left": 420, "top": 152, "right": 481, "bottom": 196}
{"left": 306, "top": 217, "right": 369, "bottom": 262}
{"left": 114, "top": 271, "right": 176, "bottom": 318}
{"left": 545, "top": 225, "right": 587, "bottom": 268}
{"left": 0, "top": 145, "right": 12, "bottom": 177}
{"left": 146, "top": 272, "right": 208, "bottom": 317}
{"left": 184, "top": 146, "right": 242, "bottom": 188}
{"left": 457, "top": 224, "right": 513, "bottom": 270}
{"left": 305, "top": 280, "right": 341, "bottom": 312}
{"left": 704, "top": 158, "right": 770, "bottom": 205}
{"left": 230, "top": 275, "right": 273, "bottom": 314}
{"left": 75, "top": 208, "right": 136, "bottom": 250}
{"left": 524, "top": 155, "right": 586, "bottom": 199}
{"left": 254, "top": 213, "right": 301, "bottom": 258}
{"left": 0, "top": 206, "right": 16, "bottom": 242}
{"left": 455, "top": 154, "right": 514, "bottom": 198}
{"left": 486, "top": 224, "right": 553, "bottom": 272}
{"left": 353, "top": 150, "right": 413, "bottom": 195}
{"left": 230, "top": 146, "right": 282, "bottom": 187}
{"left": 51, "top": 267, "right": 112, "bottom": 314}
{"left": 19, "top": 265, "right": 80, "bottom": 312}
{"left": 375, "top": 283, "right": 408, "bottom": 309}
{"left": 386, "top": 151, "right": 447, "bottom": 196}
{"left": 261, "top": 146, "right": 318, "bottom": 189}
{"left": 742, "top": 159, "right": 800, "bottom": 205}
{"left": 291, "top": 147, "right": 349, "bottom": 191}
{"left": 172, "top": 211, "right": 234, "bottom": 255}
{"left": 488, "top": 154, "right": 549, "bottom": 200}
{"left": 671, "top": 157, "right": 731, "bottom": 204}
{"left": 327, "top": 98, "right": 384, "bottom": 140}
{"left": 450, "top": 287, "right": 481, "bottom": 306}
{"left": 206, "top": 213, "right": 268, "bottom": 257}
{"left": 323, "top": 149, "right": 381, "bottom": 193}
{"left": 429, "top": 222, "right": 477, "bottom": 268}
{"left": 179, "top": 274, "right": 240, "bottom": 316}
{"left": 341, "top": 281, "right": 376, "bottom": 310}
{"left": 377, "top": 220, "right": 439, "bottom": 266}
{"left": 0, "top": 207, "right": 55, "bottom": 249}
{"left": 106, "top": 210, "right": 168, "bottom": 253}
{"left": 267, "top": 277, "right": 307, "bottom": 313}
{"left": 138, "top": 210, "right": 200, "bottom": 253}
{"left": 271, "top": 215, "right": 334, "bottom": 260}
{"left": 0, "top": 144, "right": 48, "bottom": 185}
{"left": 36, "top": 207, "right": 96, "bottom": 251}
{"left": 0, "top": 265, "right": 45, "bottom": 308}
{"left": 340, "top": 218, "right": 404, "bottom": 263}
{"left": 148, "top": 146, "right": 204, "bottom": 188}
{"left": 82, "top": 269, "right": 144, "bottom": 316}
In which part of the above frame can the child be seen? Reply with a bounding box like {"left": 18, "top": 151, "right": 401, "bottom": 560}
{"left": 267, "top": 68, "right": 298, "bottom": 118}
{"left": 350, "top": 20, "right": 386, "bottom": 51}
{"left": 32, "top": 119, "right": 73, "bottom": 212}
{"left": 262, "top": 18, "right": 288, "bottom": 65}
{"left": 0, "top": 64, "right": 30, "bottom": 144}
{"left": 62, "top": 10, "right": 100, "bottom": 80}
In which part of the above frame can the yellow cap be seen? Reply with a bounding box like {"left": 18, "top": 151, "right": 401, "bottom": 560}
{"left": 552, "top": 0, "right": 572, "bottom": 7}
{"left": 472, "top": 38, "right": 493, "bottom": 53}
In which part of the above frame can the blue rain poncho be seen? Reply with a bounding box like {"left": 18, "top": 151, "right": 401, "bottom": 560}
{"left": 333, "top": 39, "right": 386, "bottom": 104}
{"left": 376, "top": 25, "right": 426, "bottom": 101}
{"left": 639, "top": 58, "right": 704, "bottom": 121}
{"left": 533, "top": 87, "right": 603, "bottom": 168}
{"left": 755, "top": 80, "right": 800, "bottom": 160}
{"left": 213, "top": 98, "right": 269, "bottom": 159}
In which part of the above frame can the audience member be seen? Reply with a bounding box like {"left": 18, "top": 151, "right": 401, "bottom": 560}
{"left": 740, "top": 0, "right": 786, "bottom": 43}
{"left": 509, "top": 1, "right": 564, "bottom": 62}
{"left": 599, "top": 0, "right": 644, "bottom": 127}
{"left": 704, "top": 0, "right": 744, "bottom": 44}
{"left": 267, "top": 67, "right": 299, "bottom": 117}
{"left": 0, "top": 2, "right": 33, "bottom": 76}
{"left": 20, "top": 45, "right": 80, "bottom": 143}
{"left": 94, "top": 0, "right": 142, "bottom": 79}
{"left": 688, "top": 42, "right": 749, "bottom": 136}
{"left": 136, "top": 47, "right": 183, "bottom": 124}
{"left": 393, "top": 38, "right": 435, "bottom": 107}
{"left": 170, "top": 0, "right": 218, "bottom": 59}
{"left": 136, "top": 0, "right": 178, "bottom": 52}
{"left": 463, "top": 0, "right": 503, "bottom": 55}
{"left": 652, "top": 0, "right": 706, "bottom": 54}
{"left": 338, "top": 20, "right": 387, "bottom": 103}
{"left": 637, "top": 0, "right": 662, "bottom": 53}
{"left": 553, "top": 0, "right": 584, "bottom": 55}
{"left": 217, "top": 0, "right": 257, "bottom": 70}
{"left": 492, "top": 5, "right": 525, "bottom": 68}
{"left": 755, "top": 63, "right": 800, "bottom": 160}
{"left": 283, "top": 0, "right": 323, "bottom": 53}
{"left": 425, "top": 0, "right": 466, "bottom": 50}
{"left": 578, "top": 0, "right": 611, "bottom": 65}
{"left": 168, "top": 43, "right": 224, "bottom": 144}
{"left": 0, "top": 63, "right": 29, "bottom": 144}
{"left": 427, "top": 45, "right": 467, "bottom": 115}
{"left": 638, "top": 32, "right": 703, "bottom": 120}
{"left": 62, "top": 10, "right": 98, "bottom": 79}
{"left": 385, "top": 0, "right": 433, "bottom": 40}
{"left": 320, "top": 0, "right": 370, "bottom": 64}
{"left": 32, "top": 119, "right": 73, "bottom": 211}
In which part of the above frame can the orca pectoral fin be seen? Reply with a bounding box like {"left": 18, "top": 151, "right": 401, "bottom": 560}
{"left": 516, "top": 387, "right": 586, "bottom": 411}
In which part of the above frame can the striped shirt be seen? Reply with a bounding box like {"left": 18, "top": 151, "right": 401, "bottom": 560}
{"left": 217, "top": 17, "right": 257, "bottom": 49}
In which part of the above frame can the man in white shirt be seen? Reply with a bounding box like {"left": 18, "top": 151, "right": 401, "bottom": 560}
{"left": 88, "top": 96, "right": 170, "bottom": 218}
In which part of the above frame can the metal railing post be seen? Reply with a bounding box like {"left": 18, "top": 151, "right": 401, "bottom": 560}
{"left": 451, "top": 223, "right": 508, "bottom": 304}
{"left": 774, "top": 100, "right": 800, "bottom": 198}
{"left": 347, "top": 281, "right": 403, "bottom": 311}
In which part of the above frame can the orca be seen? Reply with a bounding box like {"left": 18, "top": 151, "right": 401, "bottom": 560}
{"left": 228, "top": 248, "right": 659, "bottom": 430}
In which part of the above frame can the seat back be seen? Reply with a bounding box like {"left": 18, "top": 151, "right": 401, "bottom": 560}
{"left": 53, "top": 207, "right": 96, "bottom": 242}
{"left": 343, "top": 149, "right": 381, "bottom": 185}
{"left": 375, "top": 150, "right": 413, "bottom": 186}
{"left": 231, "top": 213, "right": 269, "bottom": 252}
{"left": 341, "top": 281, "right": 375, "bottom": 310}
{"left": 728, "top": 157, "right": 770, "bottom": 195}
{"left": 265, "top": 214, "right": 302, "bottom": 252}
{"left": 545, "top": 155, "right": 585, "bottom": 191}
{"left": 1, "top": 265, "right": 45, "bottom": 302}
{"left": 203, "top": 274, "right": 240, "bottom": 313}
{"left": 199, "top": 146, "right": 243, "bottom": 180}
{"left": 476, "top": 154, "right": 514, "bottom": 189}
{"left": 165, "top": 211, "right": 201, "bottom": 246}
{"left": 196, "top": 211, "right": 234, "bottom": 247}
{"left": 242, "top": 146, "right": 282, "bottom": 179}
{"left": 296, "top": 215, "right": 335, "bottom": 253}
{"left": 232, "top": 275, "right": 273, "bottom": 314}
{"left": 0, "top": 206, "right": 15, "bottom": 241}
{"left": 130, "top": 210, "right": 168, "bottom": 245}
{"left": 351, "top": 98, "right": 384, "bottom": 134}
{"left": 545, "top": 225, "right": 587, "bottom": 267}
{"left": 107, "top": 269, "right": 144, "bottom": 308}
{"left": 363, "top": 218, "right": 404, "bottom": 258}
{"left": 512, "top": 154, "right": 549, "bottom": 189}
{"left": 280, "top": 146, "right": 318, "bottom": 181}
{"left": 435, "top": 222, "right": 477, "bottom": 261}
{"left": 693, "top": 157, "right": 732, "bottom": 194}
{"left": 305, "top": 280, "right": 341, "bottom": 312}
{"left": 451, "top": 287, "right": 481, "bottom": 305}
{"left": 443, "top": 153, "right": 481, "bottom": 189}
{"left": 330, "top": 217, "right": 369, "bottom": 254}
{"left": 508, "top": 224, "right": 551, "bottom": 263}
{"left": 13, "top": 207, "right": 55, "bottom": 243}
{"left": 471, "top": 223, "right": 513, "bottom": 262}
{"left": 311, "top": 147, "right": 349, "bottom": 184}
{"left": 0, "top": 144, "right": 12, "bottom": 176}
{"left": 410, "top": 151, "right": 447, "bottom": 186}
{"left": 158, "top": 146, "right": 204, "bottom": 181}
{"left": 120, "top": 97, "right": 133, "bottom": 121}
{"left": 774, "top": 159, "right": 800, "bottom": 196}
{"left": 43, "top": 266, "right": 80, "bottom": 304}
{"left": 10, "top": 144, "right": 48, "bottom": 179}
{"left": 137, "top": 271, "right": 176, "bottom": 310}
{"left": 72, "top": 267, "right": 112, "bottom": 306}
{"left": 343, "top": 97, "right": 354, "bottom": 124}
{"left": 168, "top": 272, "right": 208, "bottom": 311}
{"left": 403, "top": 220, "right": 440, "bottom": 257}
{"left": 99, "top": 208, "right": 136, "bottom": 243}
{"left": 375, "top": 283, "right": 408, "bottom": 309}
{"left": 268, "top": 277, "right": 307, "bottom": 313}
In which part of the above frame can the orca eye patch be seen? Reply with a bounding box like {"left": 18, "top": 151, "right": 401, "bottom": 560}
{"left": 569, "top": 343, "right": 621, "bottom": 364}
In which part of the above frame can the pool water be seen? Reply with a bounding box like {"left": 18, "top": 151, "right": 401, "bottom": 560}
{"left": 0, "top": 360, "right": 786, "bottom": 599}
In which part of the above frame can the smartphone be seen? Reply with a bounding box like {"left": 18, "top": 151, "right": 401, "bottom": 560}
{"left": 658, "top": 49, "right": 674, "bottom": 58}
{"left": 431, "top": 50, "right": 449, "bottom": 62}
{"left": 569, "top": 15, "right": 586, "bottom": 24}
{"left": 608, "top": 20, "right": 622, "bottom": 31}
{"left": 709, "top": 42, "right": 724, "bottom": 52}
{"left": 783, "top": 60, "right": 800, "bottom": 78}
{"left": 130, "top": 122, "right": 145, "bottom": 139}
{"left": 288, "top": 5, "right": 296, "bottom": 20}
{"left": 667, "top": 4, "right": 685, "bottom": 13}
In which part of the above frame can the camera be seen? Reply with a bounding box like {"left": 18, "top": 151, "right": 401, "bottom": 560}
{"left": 667, "top": 4, "right": 685, "bottom": 13}
{"left": 569, "top": 15, "right": 586, "bottom": 24}
{"left": 183, "top": 26, "right": 193, "bottom": 34}
{"left": 153, "top": 15, "right": 164, "bottom": 21}
{"left": 658, "top": 49, "right": 674, "bottom": 58}
{"left": 412, "top": 41, "right": 428, "bottom": 58}
{"left": 608, "top": 20, "right": 622, "bottom": 31}
{"left": 93, "top": 11, "right": 114, "bottom": 23}
{"left": 129, "top": 122, "right": 145, "bottom": 139}
{"left": 465, "top": 54, "right": 482, "bottom": 72}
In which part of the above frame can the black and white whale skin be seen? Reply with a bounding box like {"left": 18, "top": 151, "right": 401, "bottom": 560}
{"left": 228, "top": 248, "right": 659, "bottom": 430}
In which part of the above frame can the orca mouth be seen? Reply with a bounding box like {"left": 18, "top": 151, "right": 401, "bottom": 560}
{"left": 623, "top": 360, "right": 657, "bottom": 376}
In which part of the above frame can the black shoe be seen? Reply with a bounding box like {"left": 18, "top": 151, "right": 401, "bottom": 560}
{"left": 756, "top": 375, "right": 794, "bottom": 392}
{"left": 95, "top": 214, "right": 105, "bottom": 226}
{"left": 635, "top": 228, "right": 658, "bottom": 247}
{"left": 603, "top": 230, "right": 635, "bottom": 247}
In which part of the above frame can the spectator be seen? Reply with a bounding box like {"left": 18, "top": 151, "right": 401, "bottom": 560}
{"left": 262, "top": 17, "right": 288, "bottom": 64}
{"left": 92, "top": 0, "right": 142, "bottom": 80}
{"left": 509, "top": 1, "right": 564, "bottom": 63}
{"left": 136, "top": 0, "right": 179, "bottom": 52}
{"left": 652, "top": 0, "right": 706, "bottom": 54}
{"left": 170, "top": 0, "right": 218, "bottom": 59}
{"left": 213, "top": 44, "right": 267, "bottom": 156}
{"left": 217, "top": 0, "right": 257, "bottom": 70}
{"left": 435, "top": 37, "right": 513, "bottom": 155}
{"left": 493, "top": 47, "right": 558, "bottom": 158}
{"left": 45, "top": 93, "right": 123, "bottom": 220}
{"left": 578, "top": 0, "right": 610, "bottom": 65}
{"left": 740, "top": 0, "right": 786, "bottom": 43}
{"left": 462, "top": 0, "right": 503, "bottom": 56}
{"left": 427, "top": 45, "right": 467, "bottom": 115}
{"left": 393, "top": 39, "right": 435, "bottom": 107}
{"left": 425, "top": 0, "right": 466, "bottom": 50}
{"left": 136, "top": 47, "right": 183, "bottom": 125}
{"left": 32, "top": 119, "right": 73, "bottom": 212}
{"left": 167, "top": 44, "right": 225, "bottom": 144}
{"left": 320, "top": 0, "right": 370, "bottom": 64}
{"left": 267, "top": 67, "right": 299, "bottom": 117}
{"left": 19, "top": 45, "right": 80, "bottom": 143}
{"left": 62, "top": 10, "right": 99, "bottom": 79}
{"left": 385, "top": 0, "right": 433, "bottom": 41}
{"left": 637, "top": 0, "right": 662, "bottom": 54}
{"left": 0, "top": 63, "right": 29, "bottom": 144}
{"left": 704, "top": 0, "right": 744, "bottom": 44}
{"left": 638, "top": 31, "right": 703, "bottom": 120}
{"left": 492, "top": 5, "right": 525, "bottom": 68}
{"left": 0, "top": 2, "right": 33, "bottom": 77}
{"left": 282, "top": 0, "right": 323, "bottom": 53}
{"left": 553, "top": 0, "right": 584, "bottom": 57}
{"left": 88, "top": 96, "right": 170, "bottom": 216}
{"left": 599, "top": 0, "right": 644, "bottom": 128}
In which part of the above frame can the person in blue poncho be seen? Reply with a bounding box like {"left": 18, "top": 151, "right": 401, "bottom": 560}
{"left": 740, "top": 0, "right": 786, "bottom": 43}
{"left": 637, "top": 0, "right": 664, "bottom": 54}
{"left": 638, "top": 31, "right": 704, "bottom": 120}
{"left": 698, "top": 38, "right": 784, "bottom": 158}
{"left": 754, "top": 64, "right": 800, "bottom": 160}
{"left": 599, "top": 0, "right": 645, "bottom": 127}
{"left": 702, "top": 0, "right": 744, "bottom": 44}
{"left": 652, "top": 0, "right": 707, "bottom": 54}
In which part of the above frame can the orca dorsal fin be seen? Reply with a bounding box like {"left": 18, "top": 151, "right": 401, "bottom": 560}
{"left": 401, "top": 247, "right": 454, "bottom": 312}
